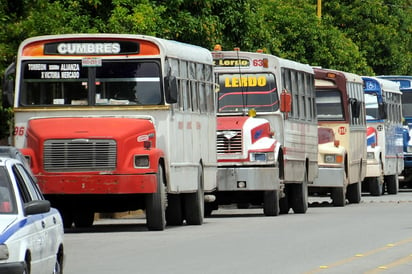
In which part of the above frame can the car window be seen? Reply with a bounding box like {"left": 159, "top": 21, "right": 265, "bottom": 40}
{"left": 0, "top": 167, "right": 18, "bottom": 214}
{"left": 13, "top": 164, "right": 43, "bottom": 202}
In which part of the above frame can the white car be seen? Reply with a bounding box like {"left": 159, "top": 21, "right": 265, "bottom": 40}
{"left": 0, "top": 157, "right": 64, "bottom": 274}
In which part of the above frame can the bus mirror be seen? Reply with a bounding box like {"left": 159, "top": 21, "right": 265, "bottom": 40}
{"left": 280, "top": 90, "right": 291, "bottom": 113}
{"left": 378, "top": 102, "right": 387, "bottom": 119}
{"left": 2, "top": 62, "right": 15, "bottom": 108}
{"left": 349, "top": 98, "right": 360, "bottom": 118}
{"left": 165, "top": 75, "right": 178, "bottom": 104}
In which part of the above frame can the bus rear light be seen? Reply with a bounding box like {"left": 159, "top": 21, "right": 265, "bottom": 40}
{"left": 334, "top": 140, "right": 340, "bottom": 147}
{"left": 327, "top": 73, "right": 336, "bottom": 78}
{"left": 134, "top": 155, "right": 150, "bottom": 168}
{"left": 234, "top": 47, "right": 240, "bottom": 51}
{"left": 214, "top": 44, "right": 222, "bottom": 51}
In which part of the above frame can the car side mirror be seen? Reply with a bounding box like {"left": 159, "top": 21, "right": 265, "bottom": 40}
{"left": 24, "top": 200, "right": 51, "bottom": 215}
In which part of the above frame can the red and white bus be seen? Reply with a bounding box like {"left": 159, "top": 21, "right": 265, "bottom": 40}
{"left": 2, "top": 34, "right": 217, "bottom": 230}
{"left": 310, "top": 68, "right": 367, "bottom": 206}
{"left": 208, "top": 46, "right": 318, "bottom": 215}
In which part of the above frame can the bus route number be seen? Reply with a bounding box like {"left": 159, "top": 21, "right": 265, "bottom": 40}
{"left": 253, "top": 59, "right": 264, "bottom": 67}
{"left": 14, "top": 126, "right": 25, "bottom": 136}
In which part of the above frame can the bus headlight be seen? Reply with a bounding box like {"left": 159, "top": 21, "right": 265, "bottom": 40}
{"left": 250, "top": 152, "right": 275, "bottom": 162}
{"left": 134, "top": 155, "right": 150, "bottom": 168}
{"left": 367, "top": 152, "right": 375, "bottom": 159}
{"left": 0, "top": 244, "right": 9, "bottom": 260}
{"left": 324, "top": 154, "right": 343, "bottom": 163}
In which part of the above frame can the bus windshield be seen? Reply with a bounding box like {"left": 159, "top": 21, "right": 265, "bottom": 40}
{"left": 217, "top": 73, "right": 279, "bottom": 113}
{"left": 402, "top": 91, "right": 412, "bottom": 117}
{"left": 364, "top": 93, "right": 379, "bottom": 120}
{"left": 316, "top": 89, "right": 344, "bottom": 121}
{"left": 19, "top": 60, "right": 162, "bottom": 106}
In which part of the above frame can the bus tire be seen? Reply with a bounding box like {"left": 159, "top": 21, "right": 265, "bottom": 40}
{"left": 385, "top": 174, "right": 399, "bottom": 194}
{"left": 60, "top": 208, "right": 74, "bottom": 229}
{"left": 331, "top": 187, "right": 345, "bottom": 207}
{"left": 368, "top": 177, "right": 383, "bottom": 196}
{"left": 263, "top": 190, "right": 280, "bottom": 216}
{"left": 166, "top": 194, "right": 183, "bottom": 226}
{"left": 290, "top": 170, "right": 308, "bottom": 214}
{"left": 279, "top": 194, "right": 289, "bottom": 214}
{"left": 146, "top": 165, "right": 166, "bottom": 231}
{"left": 184, "top": 166, "right": 204, "bottom": 225}
{"left": 346, "top": 182, "right": 361, "bottom": 203}
{"left": 74, "top": 209, "right": 94, "bottom": 228}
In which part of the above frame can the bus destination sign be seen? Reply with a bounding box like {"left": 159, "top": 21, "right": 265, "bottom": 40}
{"left": 213, "top": 58, "right": 250, "bottom": 67}
{"left": 44, "top": 40, "right": 140, "bottom": 55}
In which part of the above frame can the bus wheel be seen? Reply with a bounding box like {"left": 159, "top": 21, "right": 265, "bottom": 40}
{"left": 346, "top": 182, "right": 361, "bottom": 203}
{"left": 74, "top": 210, "right": 94, "bottom": 228}
{"left": 290, "top": 170, "right": 308, "bottom": 214}
{"left": 166, "top": 194, "right": 183, "bottom": 226}
{"left": 331, "top": 187, "right": 345, "bottom": 207}
{"left": 368, "top": 177, "right": 383, "bottom": 196}
{"left": 263, "top": 190, "right": 280, "bottom": 216}
{"left": 146, "top": 165, "right": 166, "bottom": 231}
{"left": 184, "top": 167, "right": 204, "bottom": 225}
{"left": 60, "top": 208, "right": 74, "bottom": 229}
{"left": 385, "top": 174, "right": 399, "bottom": 194}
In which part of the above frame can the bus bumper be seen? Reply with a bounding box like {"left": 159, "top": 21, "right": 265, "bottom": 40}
{"left": 37, "top": 173, "right": 157, "bottom": 194}
{"left": 366, "top": 162, "right": 381, "bottom": 177}
{"left": 312, "top": 167, "right": 344, "bottom": 187}
{"left": 217, "top": 166, "right": 280, "bottom": 191}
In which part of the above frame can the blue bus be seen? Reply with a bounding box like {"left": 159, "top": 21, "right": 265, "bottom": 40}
{"left": 362, "top": 76, "right": 404, "bottom": 195}
{"left": 377, "top": 76, "right": 412, "bottom": 186}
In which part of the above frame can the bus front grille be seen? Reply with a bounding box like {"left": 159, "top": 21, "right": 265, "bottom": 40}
{"left": 216, "top": 130, "right": 242, "bottom": 154}
{"left": 43, "top": 139, "right": 117, "bottom": 172}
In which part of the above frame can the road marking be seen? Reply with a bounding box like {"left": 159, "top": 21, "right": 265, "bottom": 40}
{"left": 304, "top": 237, "right": 412, "bottom": 273}
{"left": 364, "top": 254, "right": 412, "bottom": 273}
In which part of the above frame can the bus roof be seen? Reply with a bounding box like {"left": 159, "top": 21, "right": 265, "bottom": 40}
{"left": 17, "top": 33, "right": 213, "bottom": 64}
{"left": 212, "top": 50, "right": 313, "bottom": 74}
{"left": 362, "top": 76, "right": 402, "bottom": 95}
{"left": 313, "top": 67, "right": 363, "bottom": 84}
{"left": 376, "top": 75, "right": 412, "bottom": 91}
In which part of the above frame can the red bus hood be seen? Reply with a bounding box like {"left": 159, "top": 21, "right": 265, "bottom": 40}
{"left": 217, "top": 116, "right": 249, "bottom": 130}
{"left": 27, "top": 117, "right": 155, "bottom": 139}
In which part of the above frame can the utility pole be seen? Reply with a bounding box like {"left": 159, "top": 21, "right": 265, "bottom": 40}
{"left": 317, "top": 0, "right": 322, "bottom": 19}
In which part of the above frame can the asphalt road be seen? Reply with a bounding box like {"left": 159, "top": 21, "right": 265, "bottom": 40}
{"left": 63, "top": 188, "right": 412, "bottom": 274}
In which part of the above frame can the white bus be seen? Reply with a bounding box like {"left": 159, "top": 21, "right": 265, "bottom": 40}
{"left": 362, "top": 76, "right": 403, "bottom": 195}
{"left": 2, "top": 34, "right": 217, "bottom": 230}
{"left": 310, "top": 68, "right": 367, "bottom": 206}
{"left": 208, "top": 46, "right": 318, "bottom": 215}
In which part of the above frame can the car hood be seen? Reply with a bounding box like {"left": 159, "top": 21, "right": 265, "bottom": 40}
{"left": 0, "top": 215, "right": 18, "bottom": 235}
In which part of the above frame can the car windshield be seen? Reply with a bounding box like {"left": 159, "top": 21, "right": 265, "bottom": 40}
{"left": 0, "top": 167, "right": 18, "bottom": 214}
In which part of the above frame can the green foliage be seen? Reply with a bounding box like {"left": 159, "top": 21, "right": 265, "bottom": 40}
{"left": 0, "top": 0, "right": 411, "bottom": 76}
{"left": 0, "top": 106, "right": 12, "bottom": 141}
{"left": 0, "top": 0, "right": 410, "bottom": 139}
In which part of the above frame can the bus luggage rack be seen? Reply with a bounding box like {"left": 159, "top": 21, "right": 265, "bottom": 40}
{"left": 43, "top": 139, "right": 117, "bottom": 172}
{"left": 216, "top": 130, "right": 242, "bottom": 154}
